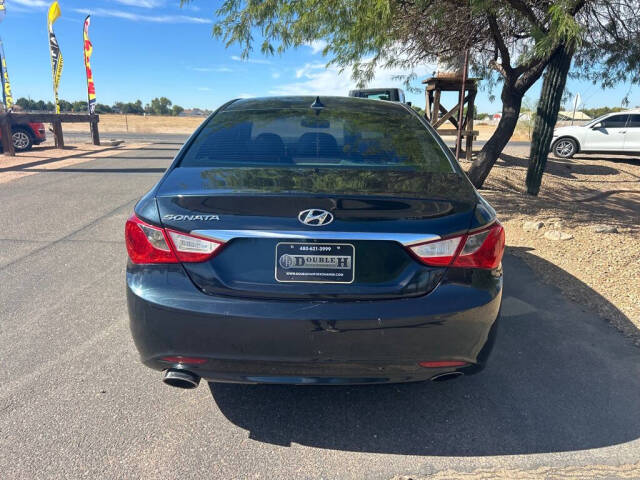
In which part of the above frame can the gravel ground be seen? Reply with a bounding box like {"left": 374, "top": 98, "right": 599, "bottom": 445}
{"left": 461, "top": 147, "right": 640, "bottom": 345}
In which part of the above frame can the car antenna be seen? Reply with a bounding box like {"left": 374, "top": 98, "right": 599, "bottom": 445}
{"left": 310, "top": 96, "right": 325, "bottom": 112}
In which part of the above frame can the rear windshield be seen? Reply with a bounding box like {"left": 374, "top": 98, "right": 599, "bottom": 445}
{"left": 179, "top": 105, "right": 454, "bottom": 172}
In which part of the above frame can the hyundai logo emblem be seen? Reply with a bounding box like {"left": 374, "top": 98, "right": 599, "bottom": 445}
{"left": 298, "top": 209, "right": 334, "bottom": 226}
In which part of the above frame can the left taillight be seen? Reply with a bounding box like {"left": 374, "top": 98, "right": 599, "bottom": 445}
{"left": 408, "top": 221, "right": 505, "bottom": 270}
{"left": 125, "top": 214, "right": 223, "bottom": 264}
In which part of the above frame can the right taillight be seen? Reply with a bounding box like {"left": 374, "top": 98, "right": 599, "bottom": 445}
{"left": 453, "top": 222, "right": 505, "bottom": 269}
{"left": 125, "top": 214, "right": 224, "bottom": 264}
{"left": 409, "top": 221, "right": 505, "bottom": 270}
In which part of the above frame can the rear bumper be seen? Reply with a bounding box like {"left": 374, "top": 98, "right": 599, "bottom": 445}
{"left": 127, "top": 264, "right": 501, "bottom": 384}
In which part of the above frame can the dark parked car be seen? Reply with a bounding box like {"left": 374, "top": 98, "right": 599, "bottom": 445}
{"left": 348, "top": 87, "right": 406, "bottom": 102}
{"left": 0, "top": 121, "right": 46, "bottom": 152}
{"left": 126, "top": 96, "right": 504, "bottom": 388}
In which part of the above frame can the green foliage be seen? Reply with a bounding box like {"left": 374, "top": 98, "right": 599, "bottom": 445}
{"left": 581, "top": 106, "right": 625, "bottom": 119}
{"left": 94, "top": 104, "right": 114, "bottom": 114}
{"left": 14, "top": 97, "right": 188, "bottom": 116}
{"left": 171, "top": 105, "right": 185, "bottom": 116}
{"left": 148, "top": 97, "right": 173, "bottom": 115}
{"left": 115, "top": 100, "right": 145, "bottom": 115}
{"left": 530, "top": 2, "right": 582, "bottom": 61}
{"left": 72, "top": 101, "right": 88, "bottom": 112}
{"left": 204, "top": 0, "right": 396, "bottom": 85}
{"left": 58, "top": 99, "right": 73, "bottom": 112}
{"left": 411, "top": 105, "right": 425, "bottom": 116}
{"left": 15, "top": 98, "right": 55, "bottom": 112}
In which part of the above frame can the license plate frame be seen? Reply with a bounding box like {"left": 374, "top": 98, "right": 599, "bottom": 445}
{"left": 275, "top": 242, "right": 355, "bottom": 284}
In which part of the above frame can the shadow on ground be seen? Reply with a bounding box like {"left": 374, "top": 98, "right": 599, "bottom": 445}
{"left": 497, "top": 152, "right": 640, "bottom": 180}
{"left": 209, "top": 251, "right": 640, "bottom": 456}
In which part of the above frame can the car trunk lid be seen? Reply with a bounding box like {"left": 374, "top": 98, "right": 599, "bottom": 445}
{"left": 156, "top": 166, "right": 478, "bottom": 299}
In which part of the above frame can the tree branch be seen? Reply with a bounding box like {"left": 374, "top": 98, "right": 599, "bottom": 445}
{"left": 488, "top": 15, "right": 513, "bottom": 79}
{"left": 505, "top": 0, "right": 546, "bottom": 32}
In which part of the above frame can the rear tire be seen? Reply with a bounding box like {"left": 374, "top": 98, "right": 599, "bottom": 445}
{"left": 552, "top": 138, "right": 577, "bottom": 159}
{"left": 12, "top": 127, "right": 34, "bottom": 152}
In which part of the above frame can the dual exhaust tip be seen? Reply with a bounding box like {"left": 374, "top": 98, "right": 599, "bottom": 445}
{"left": 161, "top": 368, "right": 463, "bottom": 388}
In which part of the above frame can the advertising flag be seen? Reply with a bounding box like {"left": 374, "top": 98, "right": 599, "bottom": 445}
{"left": 83, "top": 15, "right": 96, "bottom": 114}
{"left": 47, "top": 1, "right": 63, "bottom": 114}
{"left": 0, "top": 0, "right": 13, "bottom": 111}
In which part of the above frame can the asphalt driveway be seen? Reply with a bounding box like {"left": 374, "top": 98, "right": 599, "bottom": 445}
{"left": 0, "top": 144, "right": 639, "bottom": 479}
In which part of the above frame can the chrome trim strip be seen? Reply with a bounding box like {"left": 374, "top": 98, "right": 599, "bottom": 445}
{"left": 191, "top": 229, "right": 440, "bottom": 246}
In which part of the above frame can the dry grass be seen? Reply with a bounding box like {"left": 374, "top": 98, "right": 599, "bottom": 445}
{"left": 62, "top": 114, "right": 206, "bottom": 135}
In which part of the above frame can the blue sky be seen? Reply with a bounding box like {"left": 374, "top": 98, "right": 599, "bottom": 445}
{"left": 2, "top": 0, "right": 638, "bottom": 113}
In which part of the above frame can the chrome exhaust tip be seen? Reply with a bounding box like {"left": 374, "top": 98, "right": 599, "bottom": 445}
{"left": 430, "top": 371, "right": 464, "bottom": 382}
{"left": 162, "top": 369, "right": 200, "bottom": 389}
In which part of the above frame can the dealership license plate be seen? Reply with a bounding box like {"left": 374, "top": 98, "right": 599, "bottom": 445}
{"left": 275, "top": 242, "right": 355, "bottom": 284}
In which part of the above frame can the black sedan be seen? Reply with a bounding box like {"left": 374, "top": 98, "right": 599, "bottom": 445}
{"left": 126, "top": 96, "right": 504, "bottom": 388}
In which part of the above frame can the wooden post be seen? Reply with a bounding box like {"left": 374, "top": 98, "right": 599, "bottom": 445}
{"left": 52, "top": 118, "right": 64, "bottom": 149}
{"left": 90, "top": 115, "right": 100, "bottom": 146}
{"left": 432, "top": 90, "right": 441, "bottom": 126}
{"left": 465, "top": 89, "right": 477, "bottom": 161}
{"left": 455, "top": 49, "right": 470, "bottom": 160}
{"left": 0, "top": 114, "right": 15, "bottom": 156}
{"left": 425, "top": 90, "right": 432, "bottom": 121}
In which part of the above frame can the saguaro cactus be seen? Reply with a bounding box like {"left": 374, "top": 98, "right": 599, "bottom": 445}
{"left": 525, "top": 44, "right": 574, "bottom": 196}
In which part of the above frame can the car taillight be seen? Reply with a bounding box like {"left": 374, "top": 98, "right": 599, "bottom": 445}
{"left": 408, "top": 221, "right": 505, "bottom": 270}
{"left": 125, "top": 215, "right": 223, "bottom": 264}
{"left": 454, "top": 222, "right": 505, "bottom": 269}
{"left": 166, "top": 229, "right": 223, "bottom": 263}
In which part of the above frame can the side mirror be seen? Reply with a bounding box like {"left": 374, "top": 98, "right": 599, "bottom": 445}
{"left": 591, "top": 122, "right": 602, "bottom": 129}
{"left": 407, "top": 101, "right": 412, "bottom": 107}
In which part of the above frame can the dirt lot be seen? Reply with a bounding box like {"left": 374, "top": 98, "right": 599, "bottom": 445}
{"left": 462, "top": 147, "right": 640, "bottom": 344}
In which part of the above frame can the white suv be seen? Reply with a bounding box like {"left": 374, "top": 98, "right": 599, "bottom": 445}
{"left": 551, "top": 110, "right": 640, "bottom": 158}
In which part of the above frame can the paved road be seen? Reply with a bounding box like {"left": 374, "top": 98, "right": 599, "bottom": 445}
{"left": 1, "top": 144, "right": 639, "bottom": 479}
{"left": 63, "top": 131, "right": 191, "bottom": 145}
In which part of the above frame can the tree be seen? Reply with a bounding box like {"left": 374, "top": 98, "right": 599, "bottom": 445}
{"left": 72, "top": 100, "right": 88, "bottom": 112}
{"left": 16, "top": 97, "right": 35, "bottom": 111}
{"left": 94, "top": 103, "right": 114, "bottom": 114}
{"left": 115, "top": 100, "right": 145, "bottom": 115}
{"left": 171, "top": 104, "right": 185, "bottom": 116}
{"left": 58, "top": 99, "right": 73, "bottom": 112}
{"left": 149, "top": 97, "right": 172, "bottom": 115}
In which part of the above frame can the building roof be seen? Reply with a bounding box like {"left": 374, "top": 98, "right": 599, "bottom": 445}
{"left": 558, "top": 111, "right": 592, "bottom": 120}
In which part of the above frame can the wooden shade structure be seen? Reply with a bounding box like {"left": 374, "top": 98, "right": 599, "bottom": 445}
{"left": 423, "top": 76, "right": 478, "bottom": 160}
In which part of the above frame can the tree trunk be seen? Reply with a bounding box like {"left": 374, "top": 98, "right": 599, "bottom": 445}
{"left": 525, "top": 44, "right": 574, "bottom": 195}
{"left": 467, "top": 83, "right": 523, "bottom": 188}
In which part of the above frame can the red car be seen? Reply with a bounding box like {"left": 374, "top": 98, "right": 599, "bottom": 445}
{"left": 0, "top": 122, "right": 47, "bottom": 152}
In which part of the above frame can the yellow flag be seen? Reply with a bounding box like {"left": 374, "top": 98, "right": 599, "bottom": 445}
{"left": 47, "top": 1, "right": 63, "bottom": 113}
{"left": 47, "top": 1, "right": 60, "bottom": 26}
